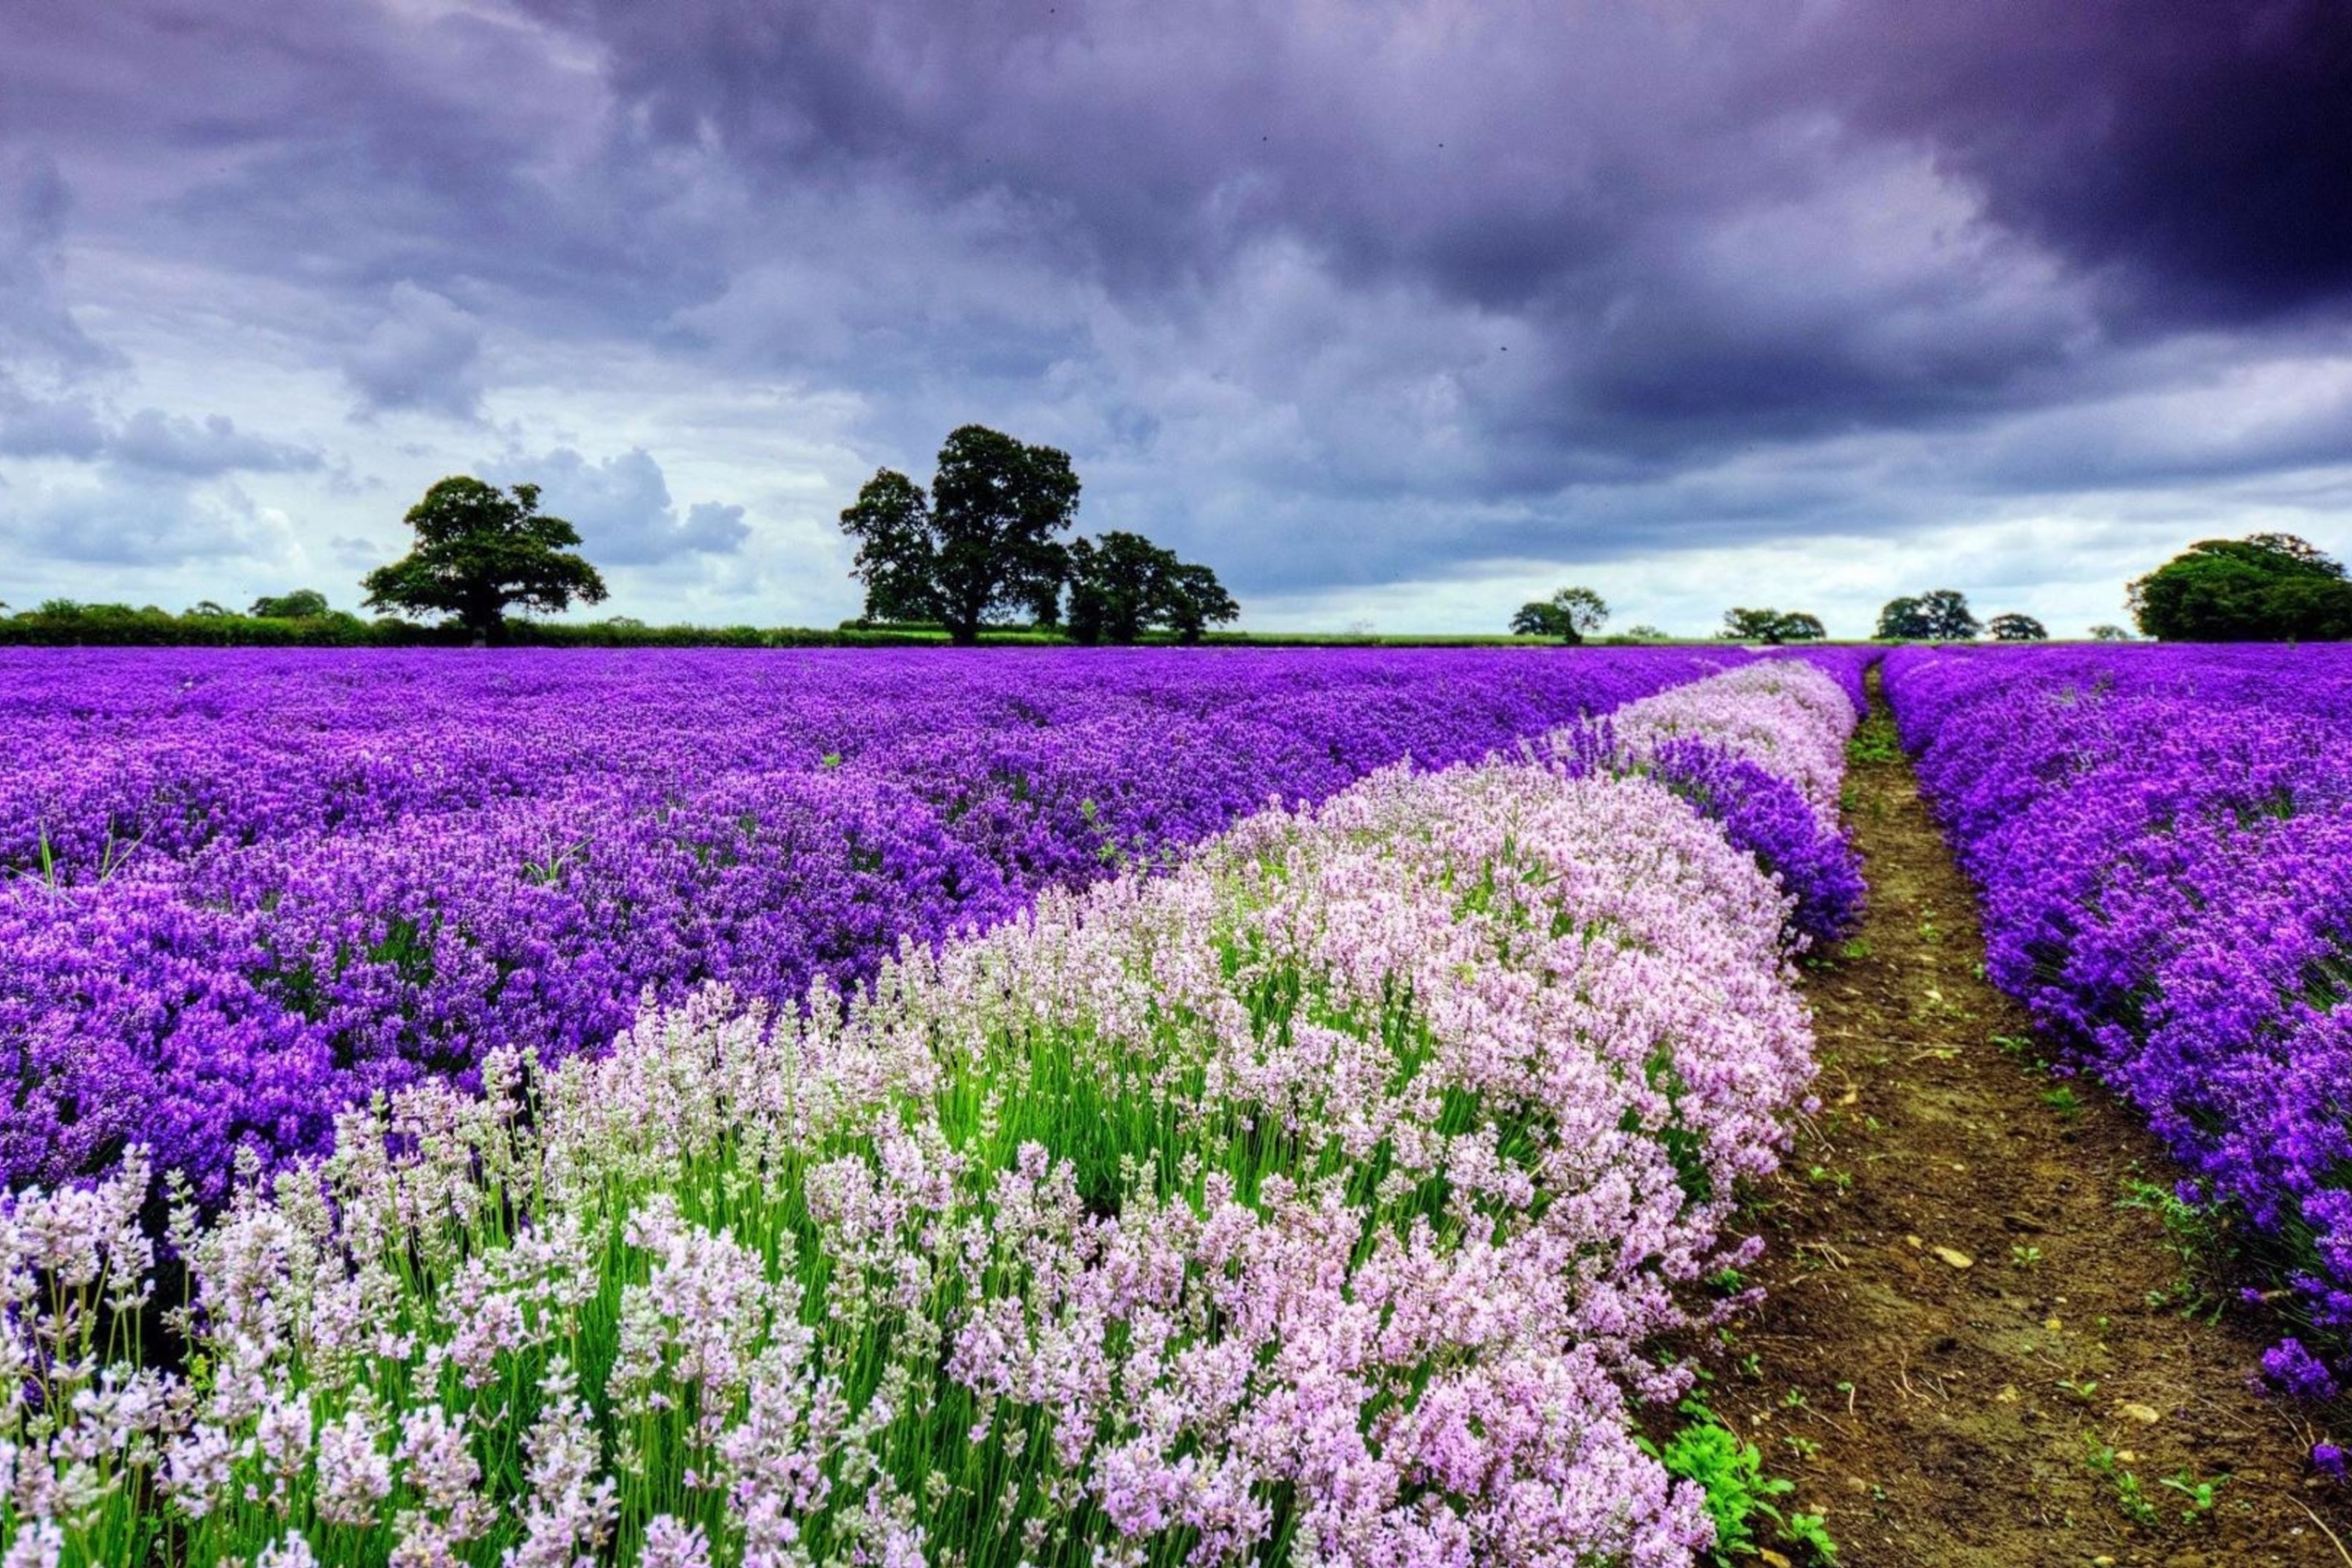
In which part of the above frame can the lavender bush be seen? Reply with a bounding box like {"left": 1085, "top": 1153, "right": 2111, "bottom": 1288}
{"left": 1886, "top": 643, "right": 2352, "bottom": 1395}
{"left": 0, "top": 659, "right": 1857, "bottom": 1568}
{"left": 1539, "top": 658, "right": 1868, "bottom": 947}
{"left": 3, "top": 647, "right": 1767, "bottom": 1201}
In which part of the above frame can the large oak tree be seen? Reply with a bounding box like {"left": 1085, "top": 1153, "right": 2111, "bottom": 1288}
{"left": 840, "top": 425, "right": 1081, "bottom": 644}
{"left": 363, "top": 477, "right": 608, "bottom": 643}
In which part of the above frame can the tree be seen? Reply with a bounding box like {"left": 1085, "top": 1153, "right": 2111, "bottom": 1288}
{"left": 838, "top": 425, "right": 1081, "bottom": 644}
{"left": 248, "top": 588, "right": 331, "bottom": 619}
{"left": 1875, "top": 589, "right": 1980, "bottom": 641}
{"left": 1509, "top": 586, "right": 1610, "bottom": 644}
{"left": 1063, "top": 532, "right": 1240, "bottom": 644}
{"left": 186, "top": 600, "right": 231, "bottom": 617}
{"left": 1985, "top": 612, "right": 2047, "bottom": 642}
{"left": 2089, "top": 624, "right": 2134, "bottom": 642}
{"left": 1720, "top": 607, "right": 1826, "bottom": 644}
{"left": 1160, "top": 560, "right": 1241, "bottom": 643}
{"left": 2127, "top": 533, "right": 2352, "bottom": 641}
{"left": 362, "top": 478, "right": 608, "bottom": 643}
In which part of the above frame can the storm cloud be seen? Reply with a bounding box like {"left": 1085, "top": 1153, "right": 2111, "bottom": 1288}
{"left": 1, "top": 0, "right": 2346, "bottom": 631}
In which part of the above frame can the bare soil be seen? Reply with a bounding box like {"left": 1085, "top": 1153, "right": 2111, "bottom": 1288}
{"left": 1700, "top": 675, "right": 2351, "bottom": 1566}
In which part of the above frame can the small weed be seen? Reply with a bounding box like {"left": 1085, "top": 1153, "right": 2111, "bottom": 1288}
{"left": 2042, "top": 1085, "right": 2082, "bottom": 1120}
{"left": 2009, "top": 1243, "right": 2043, "bottom": 1267}
{"left": 2056, "top": 1376, "right": 2100, "bottom": 1401}
{"left": 2118, "top": 1178, "right": 2231, "bottom": 1317}
{"left": 1838, "top": 938, "right": 1873, "bottom": 961}
{"left": 1782, "top": 1434, "right": 1822, "bottom": 1461}
{"left": 2082, "top": 1434, "right": 2160, "bottom": 1528}
{"left": 2160, "top": 1468, "right": 2228, "bottom": 1523}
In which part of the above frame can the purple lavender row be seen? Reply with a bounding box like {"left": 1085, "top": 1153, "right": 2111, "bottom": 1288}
{"left": 1886, "top": 643, "right": 2352, "bottom": 1395}
{"left": 4, "top": 646, "right": 1760, "bottom": 1202}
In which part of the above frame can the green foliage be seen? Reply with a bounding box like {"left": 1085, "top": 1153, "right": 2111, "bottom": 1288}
{"left": 2089, "top": 623, "right": 2134, "bottom": 641}
{"left": 1064, "top": 530, "right": 1240, "bottom": 644}
{"left": 1646, "top": 1405, "right": 1837, "bottom": 1564}
{"left": 1509, "top": 586, "right": 1610, "bottom": 644}
{"left": 1985, "top": 612, "right": 2047, "bottom": 642}
{"left": 2127, "top": 532, "right": 2352, "bottom": 641}
{"left": 362, "top": 477, "right": 608, "bottom": 640}
{"left": 247, "top": 588, "right": 332, "bottom": 619}
{"left": 1720, "top": 607, "right": 1826, "bottom": 644}
{"left": 2160, "top": 1468, "right": 2227, "bottom": 1523}
{"left": 838, "top": 425, "right": 1082, "bottom": 644}
{"left": 1874, "top": 590, "right": 1980, "bottom": 641}
{"left": 1844, "top": 715, "right": 1902, "bottom": 764}
{"left": 0, "top": 602, "right": 380, "bottom": 647}
{"left": 2118, "top": 1177, "right": 2233, "bottom": 1316}
{"left": 2082, "top": 1433, "right": 2162, "bottom": 1527}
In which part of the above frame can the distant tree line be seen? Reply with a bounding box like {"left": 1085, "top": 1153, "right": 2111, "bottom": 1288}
{"left": 28, "top": 448, "right": 2352, "bottom": 646}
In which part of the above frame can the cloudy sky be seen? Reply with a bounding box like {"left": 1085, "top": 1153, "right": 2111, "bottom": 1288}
{"left": 3, "top": 0, "right": 2347, "bottom": 635}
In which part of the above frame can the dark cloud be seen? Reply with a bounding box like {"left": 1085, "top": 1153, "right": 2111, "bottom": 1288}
{"left": 1806, "top": 0, "right": 2352, "bottom": 323}
{"left": 0, "top": 0, "right": 2345, "bottom": 618}
{"left": 501, "top": 447, "right": 751, "bottom": 564}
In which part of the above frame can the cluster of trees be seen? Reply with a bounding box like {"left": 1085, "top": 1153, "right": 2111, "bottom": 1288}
{"left": 838, "top": 425, "right": 1237, "bottom": 645}
{"left": 2128, "top": 533, "right": 2352, "bottom": 641}
{"left": 1720, "top": 608, "right": 1826, "bottom": 644}
{"left": 1508, "top": 586, "right": 1610, "bottom": 643}
{"left": 1871, "top": 590, "right": 2045, "bottom": 642}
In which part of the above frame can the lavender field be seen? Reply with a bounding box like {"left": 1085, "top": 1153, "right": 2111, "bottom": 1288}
{"left": 0, "top": 649, "right": 1884, "bottom": 1567}
{"left": 1887, "top": 645, "right": 2352, "bottom": 1410}
{"left": 4, "top": 646, "right": 1791, "bottom": 1203}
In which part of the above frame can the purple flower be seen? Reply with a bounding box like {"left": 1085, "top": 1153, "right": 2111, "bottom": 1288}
{"left": 5, "top": 644, "right": 1841, "bottom": 1203}
{"left": 2264, "top": 1338, "right": 2341, "bottom": 1401}
{"left": 1891, "top": 642, "right": 2352, "bottom": 1391}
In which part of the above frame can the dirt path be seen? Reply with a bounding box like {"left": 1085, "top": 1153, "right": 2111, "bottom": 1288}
{"left": 1708, "top": 675, "right": 2350, "bottom": 1566}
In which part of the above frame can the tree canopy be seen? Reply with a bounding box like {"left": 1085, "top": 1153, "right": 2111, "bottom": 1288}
{"left": 1719, "top": 607, "right": 1825, "bottom": 644}
{"left": 839, "top": 425, "right": 1081, "bottom": 644}
{"left": 1065, "top": 532, "right": 1239, "bottom": 644}
{"left": 2089, "top": 624, "right": 2134, "bottom": 642}
{"left": 1509, "top": 586, "right": 1610, "bottom": 644}
{"left": 361, "top": 477, "right": 608, "bottom": 643}
{"left": 1875, "top": 589, "right": 1980, "bottom": 641}
{"left": 2127, "top": 533, "right": 2352, "bottom": 641}
{"left": 248, "top": 589, "right": 331, "bottom": 619}
{"left": 1984, "top": 612, "right": 2047, "bottom": 642}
